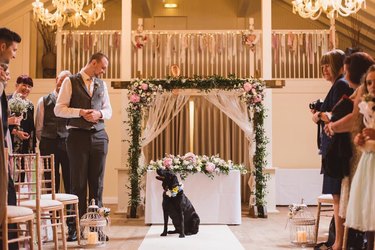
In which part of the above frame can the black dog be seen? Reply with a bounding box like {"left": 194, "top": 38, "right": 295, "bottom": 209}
{"left": 156, "top": 168, "right": 200, "bottom": 238}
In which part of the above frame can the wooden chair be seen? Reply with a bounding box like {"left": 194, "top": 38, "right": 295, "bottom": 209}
{"left": 0, "top": 149, "right": 34, "bottom": 250}
{"left": 40, "top": 154, "right": 81, "bottom": 245}
{"left": 315, "top": 194, "right": 334, "bottom": 243}
{"left": 1, "top": 205, "right": 35, "bottom": 250}
{"left": 11, "top": 153, "right": 67, "bottom": 250}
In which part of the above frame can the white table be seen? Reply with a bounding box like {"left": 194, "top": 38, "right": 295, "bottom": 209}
{"left": 145, "top": 170, "right": 241, "bottom": 225}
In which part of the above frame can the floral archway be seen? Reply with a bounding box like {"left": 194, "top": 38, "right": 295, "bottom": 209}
{"left": 126, "top": 75, "right": 268, "bottom": 218}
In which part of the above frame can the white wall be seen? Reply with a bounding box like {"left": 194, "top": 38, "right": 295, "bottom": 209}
{"left": 272, "top": 79, "right": 330, "bottom": 169}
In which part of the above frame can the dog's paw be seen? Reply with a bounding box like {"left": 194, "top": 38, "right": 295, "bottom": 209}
{"left": 179, "top": 234, "right": 185, "bottom": 238}
{"left": 160, "top": 232, "right": 167, "bottom": 236}
{"left": 167, "top": 230, "right": 178, "bottom": 234}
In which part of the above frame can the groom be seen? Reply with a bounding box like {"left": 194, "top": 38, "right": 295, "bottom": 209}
{"left": 54, "top": 52, "right": 112, "bottom": 241}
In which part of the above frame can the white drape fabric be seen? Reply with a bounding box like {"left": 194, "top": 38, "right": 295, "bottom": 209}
{"left": 204, "top": 91, "right": 253, "bottom": 141}
{"left": 204, "top": 91, "right": 255, "bottom": 205}
{"left": 141, "top": 92, "right": 190, "bottom": 148}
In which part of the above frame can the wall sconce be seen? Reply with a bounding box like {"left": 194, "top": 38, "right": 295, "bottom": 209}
{"left": 164, "top": 3, "right": 178, "bottom": 8}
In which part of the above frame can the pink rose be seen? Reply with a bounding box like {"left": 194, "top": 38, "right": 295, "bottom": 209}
{"left": 141, "top": 83, "right": 149, "bottom": 90}
{"left": 183, "top": 152, "right": 196, "bottom": 163}
{"left": 254, "top": 96, "right": 262, "bottom": 103}
{"left": 243, "top": 82, "right": 252, "bottom": 92}
{"left": 205, "top": 162, "right": 215, "bottom": 173}
{"left": 130, "top": 94, "right": 140, "bottom": 103}
{"left": 163, "top": 157, "right": 173, "bottom": 168}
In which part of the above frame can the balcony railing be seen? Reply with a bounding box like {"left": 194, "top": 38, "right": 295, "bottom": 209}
{"left": 57, "top": 29, "right": 330, "bottom": 80}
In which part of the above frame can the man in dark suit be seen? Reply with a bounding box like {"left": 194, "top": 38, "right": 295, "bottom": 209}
{"left": 55, "top": 52, "right": 112, "bottom": 240}
{"left": 0, "top": 27, "right": 22, "bottom": 250}
{"left": 36, "top": 70, "right": 71, "bottom": 193}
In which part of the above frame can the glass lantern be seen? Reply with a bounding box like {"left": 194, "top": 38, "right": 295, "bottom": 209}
{"left": 288, "top": 202, "right": 316, "bottom": 247}
{"left": 80, "top": 199, "right": 108, "bottom": 246}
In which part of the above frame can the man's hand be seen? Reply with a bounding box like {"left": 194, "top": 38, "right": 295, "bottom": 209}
{"left": 12, "top": 129, "right": 30, "bottom": 140}
{"left": 8, "top": 116, "right": 22, "bottom": 126}
{"left": 80, "top": 109, "right": 101, "bottom": 123}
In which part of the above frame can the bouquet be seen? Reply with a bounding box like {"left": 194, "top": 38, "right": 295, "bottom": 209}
{"left": 8, "top": 93, "right": 32, "bottom": 117}
{"left": 359, "top": 93, "right": 375, "bottom": 128}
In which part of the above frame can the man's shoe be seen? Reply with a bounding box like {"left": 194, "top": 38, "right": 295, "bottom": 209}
{"left": 67, "top": 228, "right": 77, "bottom": 242}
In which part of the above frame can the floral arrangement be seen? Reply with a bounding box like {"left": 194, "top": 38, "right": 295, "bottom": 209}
{"left": 288, "top": 203, "right": 307, "bottom": 219}
{"left": 8, "top": 93, "right": 32, "bottom": 116}
{"left": 165, "top": 184, "right": 184, "bottom": 197}
{"left": 126, "top": 75, "right": 268, "bottom": 217}
{"left": 238, "top": 78, "right": 266, "bottom": 111}
{"left": 362, "top": 93, "right": 375, "bottom": 104}
{"left": 128, "top": 79, "right": 163, "bottom": 110}
{"left": 359, "top": 93, "right": 375, "bottom": 128}
{"left": 144, "top": 153, "right": 247, "bottom": 180}
{"left": 98, "top": 207, "right": 110, "bottom": 218}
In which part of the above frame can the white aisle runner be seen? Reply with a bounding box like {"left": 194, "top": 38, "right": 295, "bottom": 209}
{"left": 138, "top": 225, "right": 245, "bottom": 250}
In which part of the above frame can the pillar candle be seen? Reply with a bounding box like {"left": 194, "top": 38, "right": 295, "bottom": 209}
{"left": 87, "top": 231, "right": 98, "bottom": 245}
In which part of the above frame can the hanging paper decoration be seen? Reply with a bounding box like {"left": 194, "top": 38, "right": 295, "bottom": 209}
{"left": 132, "top": 20, "right": 148, "bottom": 49}
{"left": 113, "top": 32, "right": 120, "bottom": 49}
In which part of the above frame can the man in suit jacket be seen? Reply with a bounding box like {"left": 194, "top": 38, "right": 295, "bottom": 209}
{"left": 0, "top": 27, "right": 22, "bottom": 250}
{"left": 36, "top": 70, "right": 71, "bottom": 193}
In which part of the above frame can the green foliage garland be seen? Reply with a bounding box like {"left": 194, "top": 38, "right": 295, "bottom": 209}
{"left": 126, "top": 75, "right": 269, "bottom": 218}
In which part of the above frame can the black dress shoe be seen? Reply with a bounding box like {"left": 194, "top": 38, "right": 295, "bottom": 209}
{"left": 67, "top": 228, "right": 77, "bottom": 242}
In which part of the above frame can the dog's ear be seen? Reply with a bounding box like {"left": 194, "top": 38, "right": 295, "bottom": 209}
{"left": 156, "top": 176, "right": 164, "bottom": 181}
{"left": 156, "top": 168, "right": 165, "bottom": 176}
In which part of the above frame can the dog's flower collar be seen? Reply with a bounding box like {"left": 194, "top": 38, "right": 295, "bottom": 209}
{"left": 165, "top": 183, "right": 184, "bottom": 197}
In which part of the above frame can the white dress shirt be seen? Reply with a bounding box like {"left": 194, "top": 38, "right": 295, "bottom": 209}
{"left": 54, "top": 70, "right": 112, "bottom": 123}
{"left": 35, "top": 90, "right": 58, "bottom": 141}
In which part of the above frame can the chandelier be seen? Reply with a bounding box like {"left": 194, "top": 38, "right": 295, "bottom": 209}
{"left": 32, "top": 0, "right": 105, "bottom": 28}
{"left": 292, "top": 0, "right": 366, "bottom": 20}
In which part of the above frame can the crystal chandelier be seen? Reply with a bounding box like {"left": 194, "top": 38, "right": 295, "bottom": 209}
{"left": 292, "top": 0, "right": 366, "bottom": 20}
{"left": 32, "top": 0, "right": 105, "bottom": 28}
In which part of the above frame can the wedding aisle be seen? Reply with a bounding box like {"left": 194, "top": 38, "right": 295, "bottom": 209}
{"left": 139, "top": 225, "right": 244, "bottom": 250}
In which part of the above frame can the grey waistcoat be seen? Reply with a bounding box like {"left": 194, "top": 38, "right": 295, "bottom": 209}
{"left": 41, "top": 93, "right": 68, "bottom": 139}
{"left": 68, "top": 73, "right": 105, "bottom": 131}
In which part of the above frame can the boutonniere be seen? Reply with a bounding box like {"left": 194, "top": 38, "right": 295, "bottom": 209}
{"left": 93, "top": 81, "right": 99, "bottom": 92}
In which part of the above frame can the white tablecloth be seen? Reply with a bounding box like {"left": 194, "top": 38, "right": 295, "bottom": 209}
{"left": 145, "top": 170, "right": 241, "bottom": 225}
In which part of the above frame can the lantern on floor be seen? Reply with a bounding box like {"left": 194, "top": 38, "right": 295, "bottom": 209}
{"left": 80, "top": 199, "right": 109, "bottom": 246}
{"left": 288, "top": 201, "right": 316, "bottom": 247}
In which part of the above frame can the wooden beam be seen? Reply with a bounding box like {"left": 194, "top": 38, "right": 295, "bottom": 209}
{"left": 238, "top": 0, "right": 251, "bottom": 17}
{"left": 140, "top": 0, "right": 152, "bottom": 18}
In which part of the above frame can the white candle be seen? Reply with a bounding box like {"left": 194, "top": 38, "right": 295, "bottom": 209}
{"left": 297, "top": 230, "right": 307, "bottom": 243}
{"left": 87, "top": 231, "right": 98, "bottom": 245}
